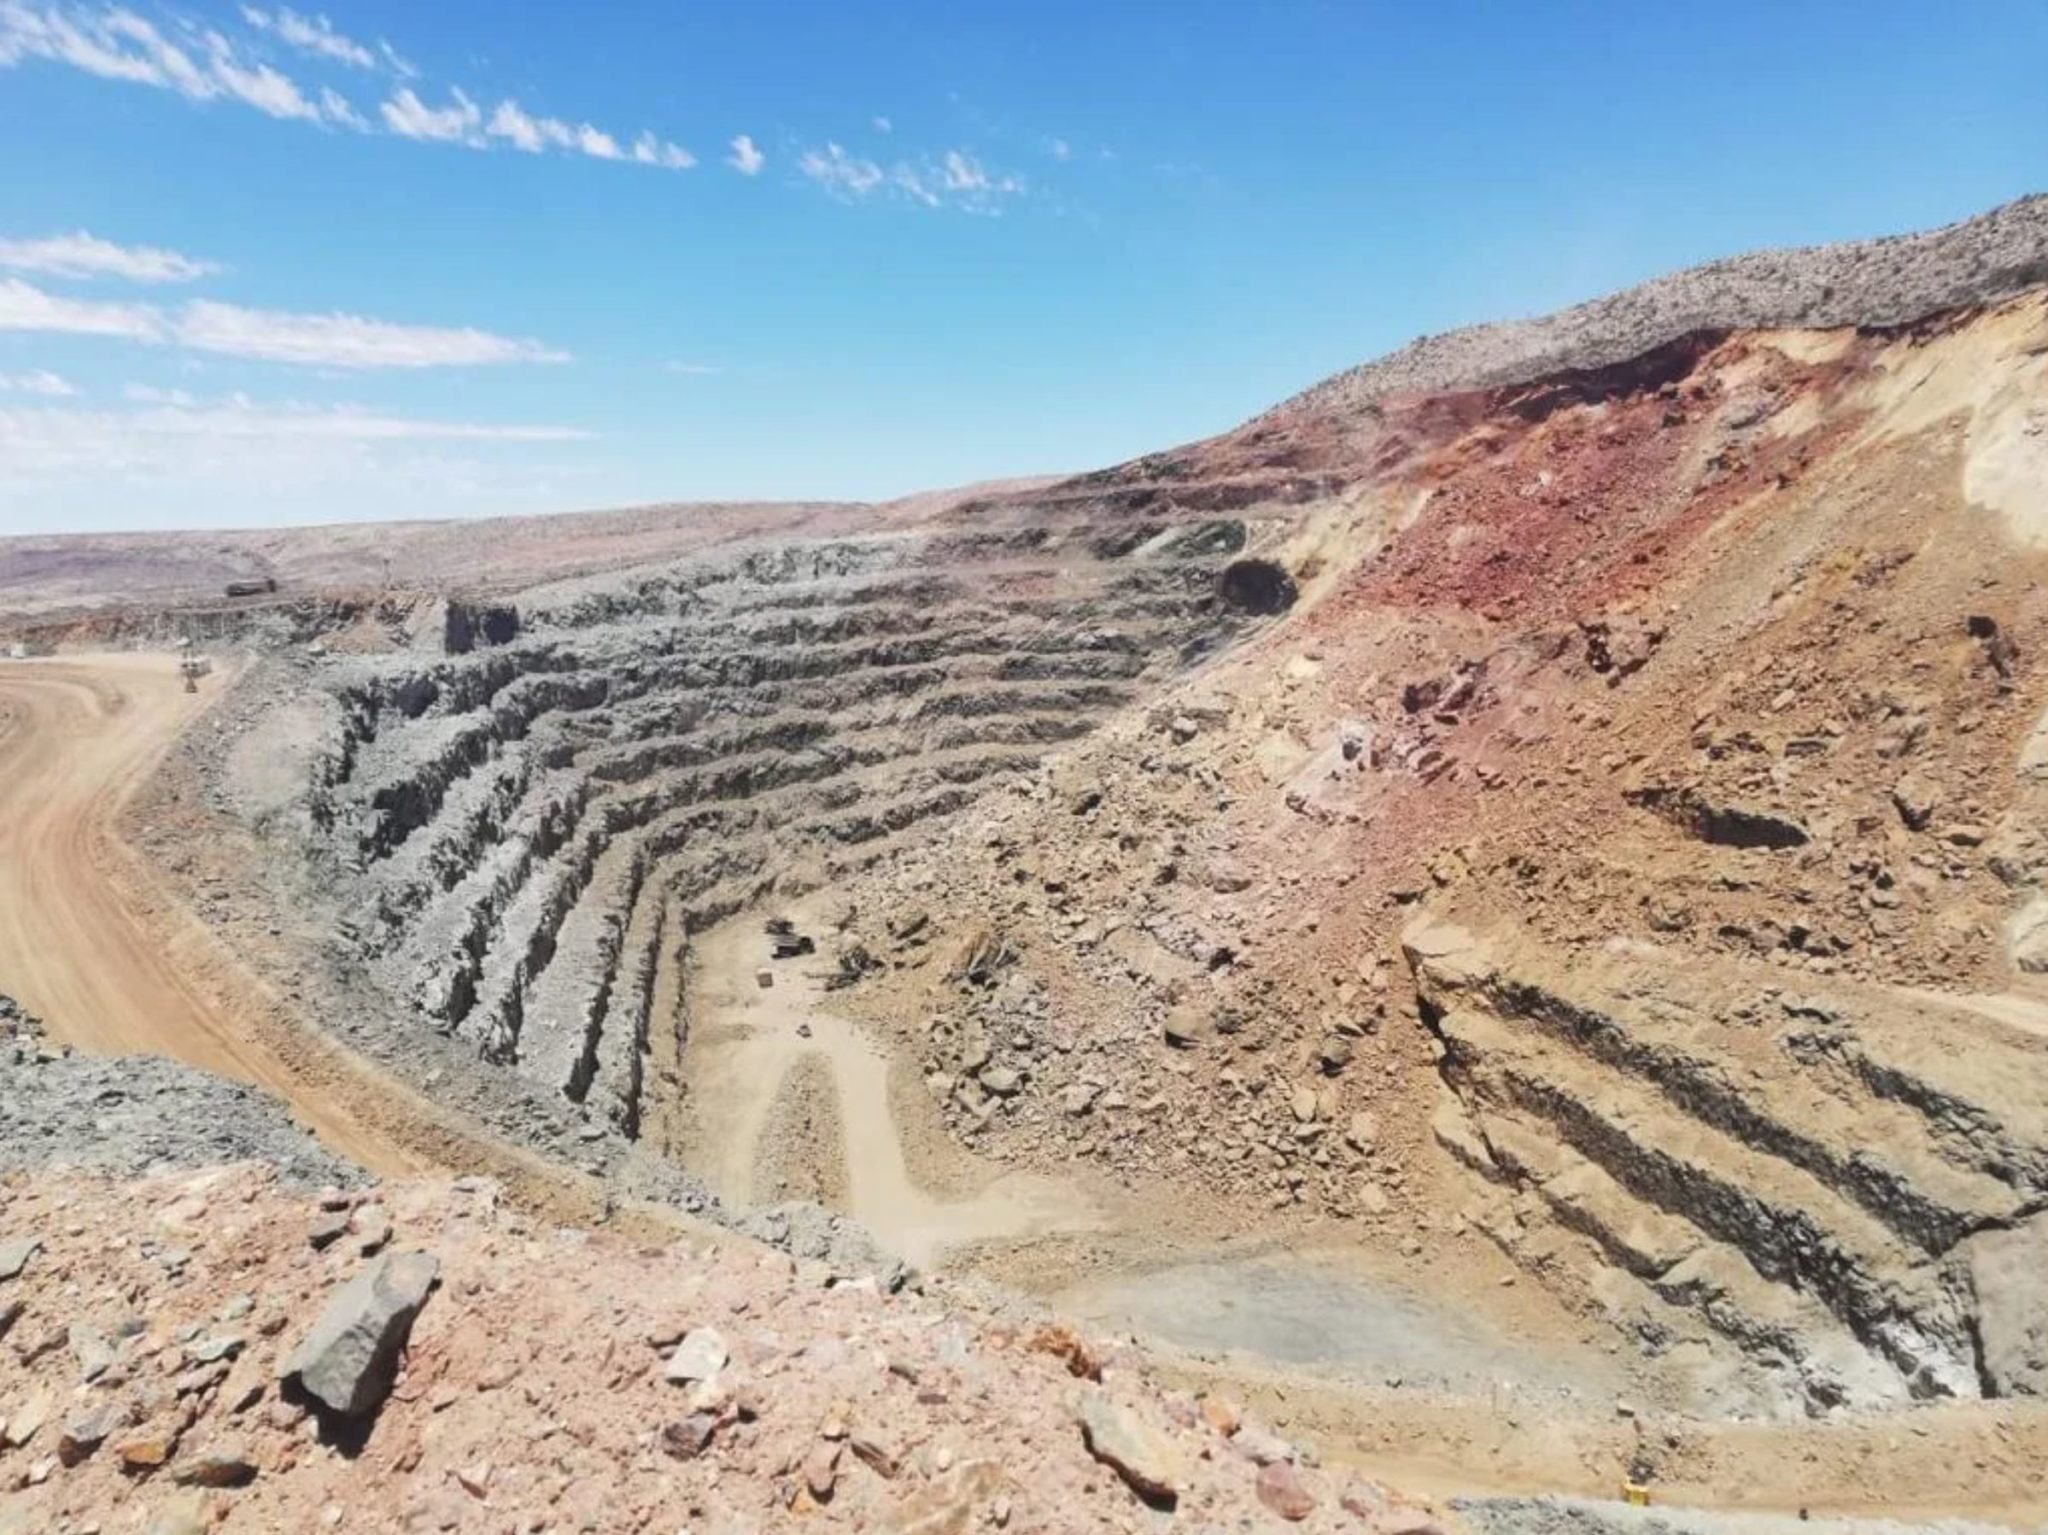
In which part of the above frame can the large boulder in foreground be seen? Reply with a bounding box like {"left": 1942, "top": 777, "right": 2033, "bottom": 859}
{"left": 284, "top": 1250, "right": 439, "bottom": 1417}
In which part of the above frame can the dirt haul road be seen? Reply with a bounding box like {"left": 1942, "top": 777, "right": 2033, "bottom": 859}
{"left": 0, "top": 653, "right": 408, "bottom": 1172}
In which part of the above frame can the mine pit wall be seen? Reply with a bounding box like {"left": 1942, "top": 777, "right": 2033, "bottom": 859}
{"left": 1, "top": 588, "right": 497, "bottom": 657}
{"left": 1405, "top": 919, "right": 2048, "bottom": 1411}
{"left": 261, "top": 516, "right": 1289, "bottom": 1199}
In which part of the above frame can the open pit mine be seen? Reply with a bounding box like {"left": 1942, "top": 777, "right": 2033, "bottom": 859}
{"left": 9, "top": 196, "right": 2048, "bottom": 1533}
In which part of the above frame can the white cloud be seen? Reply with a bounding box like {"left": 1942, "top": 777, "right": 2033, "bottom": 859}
{"left": 803, "top": 144, "right": 1024, "bottom": 213}
{"left": 380, "top": 84, "right": 482, "bottom": 145}
{"left": 486, "top": 96, "right": 550, "bottom": 152}
{"left": 890, "top": 164, "right": 940, "bottom": 208}
{"left": 200, "top": 27, "right": 319, "bottom": 121}
{"left": 872, "top": 115, "right": 891, "bottom": 134}
{"left": 0, "top": 369, "right": 75, "bottom": 396}
{"left": 0, "top": 271, "right": 568, "bottom": 371}
{"left": 174, "top": 300, "right": 569, "bottom": 368}
{"left": 631, "top": 131, "right": 693, "bottom": 169}
{"left": 241, "top": 6, "right": 375, "bottom": 70}
{"left": 941, "top": 149, "right": 989, "bottom": 192}
{"left": 317, "top": 82, "right": 363, "bottom": 129}
{"left": 663, "top": 361, "right": 721, "bottom": 376}
{"left": 726, "top": 133, "right": 764, "bottom": 176}
{"left": 0, "top": 2, "right": 358, "bottom": 125}
{"left": 459, "top": 94, "right": 693, "bottom": 170}
{"left": 1047, "top": 137, "right": 1072, "bottom": 162}
{"left": 798, "top": 142, "right": 883, "bottom": 200}
{"left": 2, "top": 5, "right": 690, "bottom": 175}
{"left": 576, "top": 123, "right": 621, "bottom": 161}
{"left": 0, "top": 276, "right": 166, "bottom": 340}
{"left": 0, "top": 230, "right": 218, "bottom": 283}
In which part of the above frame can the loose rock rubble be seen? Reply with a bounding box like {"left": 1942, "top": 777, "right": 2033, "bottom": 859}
{"left": 0, "top": 1166, "right": 1450, "bottom": 1532}
{"left": 0, "top": 997, "right": 357, "bottom": 1191}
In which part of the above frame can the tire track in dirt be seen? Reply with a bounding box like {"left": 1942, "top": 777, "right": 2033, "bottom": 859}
{"left": 678, "top": 916, "right": 1096, "bottom": 1268}
{"left": 0, "top": 653, "right": 410, "bottom": 1171}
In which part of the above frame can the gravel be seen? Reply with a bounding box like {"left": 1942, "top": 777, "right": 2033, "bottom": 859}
{"left": 0, "top": 995, "right": 361, "bottom": 1189}
{"left": 1273, "top": 193, "right": 2048, "bottom": 418}
{"left": 1456, "top": 1497, "right": 2019, "bottom": 1535}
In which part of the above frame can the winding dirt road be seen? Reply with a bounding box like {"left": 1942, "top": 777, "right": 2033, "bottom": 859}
{"left": 0, "top": 652, "right": 402, "bottom": 1169}
{"left": 682, "top": 917, "right": 1095, "bottom": 1267}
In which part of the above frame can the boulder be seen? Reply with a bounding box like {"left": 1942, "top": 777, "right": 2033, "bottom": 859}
{"left": 142, "top": 1498, "right": 211, "bottom": 1535}
{"left": 69, "top": 1321, "right": 115, "bottom": 1382}
{"left": 57, "top": 1401, "right": 120, "bottom": 1465}
{"left": 173, "top": 1443, "right": 258, "bottom": 1487}
{"left": 1892, "top": 771, "right": 1940, "bottom": 832}
{"left": 1162, "top": 1005, "right": 1214, "bottom": 1048}
{"left": 282, "top": 1250, "right": 440, "bottom": 1418}
{"left": 664, "top": 1327, "right": 729, "bottom": 1385}
{"left": 1075, "top": 1387, "right": 1186, "bottom": 1506}
{"left": 2, "top": 1387, "right": 51, "bottom": 1448}
{"left": 1257, "top": 1460, "right": 1317, "bottom": 1521}
{"left": 0, "top": 1238, "right": 38, "bottom": 1281}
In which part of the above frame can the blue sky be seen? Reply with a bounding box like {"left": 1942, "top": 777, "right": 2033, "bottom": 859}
{"left": 1, "top": 1, "right": 2044, "bottom": 534}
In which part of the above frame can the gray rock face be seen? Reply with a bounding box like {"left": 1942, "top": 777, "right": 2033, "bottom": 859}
{"left": 1966, "top": 1216, "right": 2048, "bottom": 1395}
{"left": 284, "top": 1250, "right": 439, "bottom": 1417}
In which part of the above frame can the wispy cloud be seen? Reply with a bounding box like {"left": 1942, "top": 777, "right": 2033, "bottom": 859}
{"left": 799, "top": 142, "right": 884, "bottom": 200}
{"left": 0, "top": 276, "right": 166, "bottom": 340}
{"left": 804, "top": 142, "right": 1025, "bottom": 213}
{"left": 0, "top": 276, "right": 568, "bottom": 368}
{"left": 239, "top": 6, "right": 372, "bottom": 70}
{"left": 1, "top": 4, "right": 690, "bottom": 173}
{"left": 384, "top": 87, "right": 693, "bottom": 169}
{"left": 317, "top": 82, "right": 363, "bottom": 129}
{"left": 0, "top": 2, "right": 355, "bottom": 124}
{"left": 0, "top": 230, "right": 218, "bottom": 283}
{"left": 2, "top": 3, "right": 1035, "bottom": 208}
{"left": 175, "top": 300, "right": 570, "bottom": 368}
{"left": 199, "top": 24, "right": 322, "bottom": 120}
{"left": 382, "top": 84, "right": 480, "bottom": 144}
{"left": 631, "top": 131, "right": 693, "bottom": 169}
{"left": 0, "top": 369, "right": 75, "bottom": 396}
{"left": 663, "top": 361, "right": 722, "bottom": 377}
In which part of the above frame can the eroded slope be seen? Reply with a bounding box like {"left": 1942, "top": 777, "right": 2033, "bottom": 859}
{"left": 826, "top": 288, "right": 2048, "bottom": 1415}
